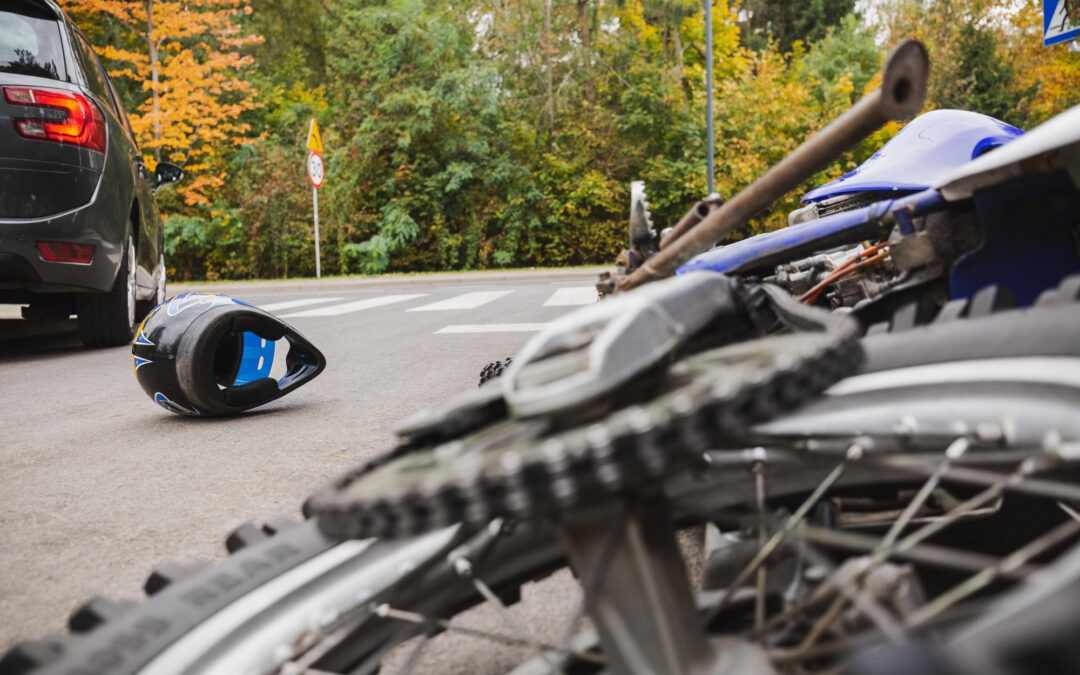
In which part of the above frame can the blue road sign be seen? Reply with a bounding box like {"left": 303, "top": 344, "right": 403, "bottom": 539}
{"left": 1044, "top": 0, "right": 1080, "bottom": 46}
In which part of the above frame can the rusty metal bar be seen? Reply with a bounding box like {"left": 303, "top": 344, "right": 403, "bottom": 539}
{"left": 617, "top": 39, "right": 929, "bottom": 293}
{"left": 659, "top": 194, "right": 723, "bottom": 249}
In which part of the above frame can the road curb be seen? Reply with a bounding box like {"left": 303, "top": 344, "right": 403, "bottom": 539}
{"left": 170, "top": 267, "right": 607, "bottom": 295}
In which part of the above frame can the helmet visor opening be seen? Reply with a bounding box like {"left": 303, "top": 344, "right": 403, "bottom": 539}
{"left": 214, "top": 330, "right": 281, "bottom": 387}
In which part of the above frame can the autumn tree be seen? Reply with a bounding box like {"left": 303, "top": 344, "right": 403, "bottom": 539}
{"left": 1004, "top": 0, "right": 1080, "bottom": 127}
{"left": 64, "top": 0, "right": 1080, "bottom": 280}
{"left": 738, "top": 0, "right": 856, "bottom": 51}
{"left": 60, "top": 0, "right": 260, "bottom": 204}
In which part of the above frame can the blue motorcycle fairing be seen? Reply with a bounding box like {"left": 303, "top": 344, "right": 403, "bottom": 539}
{"left": 802, "top": 110, "right": 1023, "bottom": 204}
{"left": 677, "top": 190, "right": 948, "bottom": 276}
{"left": 950, "top": 170, "right": 1080, "bottom": 306}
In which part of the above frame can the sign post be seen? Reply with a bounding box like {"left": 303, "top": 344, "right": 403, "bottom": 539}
{"left": 306, "top": 119, "right": 326, "bottom": 278}
{"left": 704, "top": 0, "right": 714, "bottom": 195}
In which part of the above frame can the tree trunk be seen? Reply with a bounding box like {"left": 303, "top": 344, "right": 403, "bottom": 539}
{"left": 146, "top": 0, "right": 161, "bottom": 162}
{"left": 577, "top": 0, "right": 592, "bottom": 99}
{"left": 543, "top": 0, "right": 554, "bottom": 150}
{"left": 673, "top": 20, "right": 688, "bottom": 106}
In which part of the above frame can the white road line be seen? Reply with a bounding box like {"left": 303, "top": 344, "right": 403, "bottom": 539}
{"left": 407, "top": 290, "right": 514, "bottom": 312}
{"left": 258, "top": 297, "right": 343, "bottom": 312}
{"left": 436, "top": 323, "right": 548, "bottom": 334}
{"left": 282, "top": 294, "right": 428, "bottom": 318}
{"left": 543, "top": 287, "right": 597, "bottom": 306}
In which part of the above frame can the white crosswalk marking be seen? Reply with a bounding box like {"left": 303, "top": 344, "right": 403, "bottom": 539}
{"left": 407, "top": 290, "right": 513, "bottom": 312}
{"left": 543, "top": 287, "right": 597, "bottom": 307}
{"left": 436, "top": 323, "right": 548, "bottom": 334}
{"left": 282, "top": 294, "right": 428, "bottom": 318}
{"left": 258, "top": 297, "right": 343, "bottom": 313}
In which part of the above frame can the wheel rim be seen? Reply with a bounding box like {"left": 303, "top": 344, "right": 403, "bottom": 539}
{"left": 126, "top": 238, "right": 136, "bottom": 328}
{"left": 188, "top": 365, "right": 1080, "bottom": 674}
{"left": 155, "top": 253, "right": 166, "bottom": 305}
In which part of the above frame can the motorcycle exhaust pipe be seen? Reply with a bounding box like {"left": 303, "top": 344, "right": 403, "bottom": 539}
{"left": 618, "top": 39, "right": 929, "bottom": 293}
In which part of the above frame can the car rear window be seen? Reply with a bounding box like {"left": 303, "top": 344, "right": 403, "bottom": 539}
{"left": 0, "top": 7, "right": 67, "bottom": 81}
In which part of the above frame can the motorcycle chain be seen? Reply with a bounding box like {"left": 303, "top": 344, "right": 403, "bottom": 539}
{"left": 308, "top": 286, "right": 863, "bottom": 541}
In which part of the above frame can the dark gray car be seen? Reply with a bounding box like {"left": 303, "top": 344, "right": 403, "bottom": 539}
{"left": 0, "top": 0, "right": 182, "bottom": 347}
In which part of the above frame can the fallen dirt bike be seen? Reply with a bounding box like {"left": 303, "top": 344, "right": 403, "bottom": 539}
{"left": 6, "top": 40, "right": 1080, "bottom": 675}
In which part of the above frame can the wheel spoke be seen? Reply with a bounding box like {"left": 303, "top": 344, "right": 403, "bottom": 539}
{"left": 904, "top": 517, "right": 1080, "bottom": 628}
{"left": 393, "top": 634, "right": 430, "bottom": 675}
{"left": 711, "top": 445, "right": 863, "bottom": 620}
{"left": 873, "top": 455, "right": 1080, "bottom": 503}
{"left": 756, "top": 453, "right": 1036, "bottom": 642}
{"left": 797, "top": 594, "right": 846, "bottom": 651}
{"left": 449, "top": 552, "right": 568, "bottom": 675}
{"left": 793, "top": 523, "right": 1039, "bottom": 579}
{"left": 474, "top": 575, "right": 566, "bottom": 675}
{"left": 753, "top": 462, "right": 768, "bottom": 633}
{"left": 877, "top": 437, "right": 969, "bottom": 551}
{"left": 797, "top": 538, "right": 907, "bottom": 643}
{"left": 373, "top": 604, "right": 604, "bottom": 665}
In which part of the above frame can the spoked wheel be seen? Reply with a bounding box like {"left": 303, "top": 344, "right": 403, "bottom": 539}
{"left": 8, "top": 279, "right": 1080, "bottom": 675}
{"left": 121, "top": 426, "right": 1080, "bottom": 675}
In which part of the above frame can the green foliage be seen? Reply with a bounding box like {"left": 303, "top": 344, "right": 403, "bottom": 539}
{"left": 936, "top": 23, "right": 1032, "bottom": 124}
{"left": 805, "top": 14, "right": 881, "bottom": 103}
{"left": 738, "top": 0, "right": 856, "bottom": 52}
{"left": 70, "top": 0, "right": 1080, "bottom": 280}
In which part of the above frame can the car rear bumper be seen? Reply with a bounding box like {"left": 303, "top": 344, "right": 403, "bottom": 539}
{"left": 0, "top": 200, "right": 123, "bottom": 294}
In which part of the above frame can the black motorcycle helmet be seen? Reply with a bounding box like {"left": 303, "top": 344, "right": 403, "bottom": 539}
{"left": 131, "top": 292, "right": 326, "bottom": 416}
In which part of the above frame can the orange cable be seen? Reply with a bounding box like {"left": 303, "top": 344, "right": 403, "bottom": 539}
{"left": 799, "top": 243, "right": 890, "bottom": 304}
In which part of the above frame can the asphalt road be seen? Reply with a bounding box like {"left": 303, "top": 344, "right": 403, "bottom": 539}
{"left": 0, "top": 270, "right": 610, "bottom": 660}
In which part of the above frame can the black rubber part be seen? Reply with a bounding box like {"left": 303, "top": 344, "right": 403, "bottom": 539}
{"left": 889, "top": 300, "right": 937, "bottom": 332}
{"left": 225, "top": 518, "right": 297, "bottom": 553}
{"left": 0, "top": 637, "right": 65, "bottom": 675}
{"left": 1035, "top": 275, "right": 1080, "bottom": 307}
{"left": 478, "top": 357, "right": 513, "bottom": 387}
{"left": 144, "top": 561, "right": 211, "bottom": 596}
{"left": 967, "top": 284, "right": 1015, "bottom": 318}
{"left": 225, "top": 522, "right": 269, "bottom": 553}
{"left": 932, "top": 298, "right": 968, "bottom": 323}
{"left": 862, "top": 276, "right": 1080, "bottom": 373}
{"left": 68, "top": 598, "right": 135, "bottom": 634}
{"left": 0, "top": 519, "right": 336, "bottom": 675}
{"left": 76, "top": 234, "right": 136, "bottom": 348}
{"left": 262, "top": 517, "right": 299, "bottom": 536}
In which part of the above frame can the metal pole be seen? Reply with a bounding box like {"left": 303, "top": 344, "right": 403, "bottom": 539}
{"left": 616, "top": 39, "right": 928, "bottom": 293}
{"left": 313, "top": 186, "right": 322, "bottom": 278}
{"left": 705, "top": 0, "right": 714, "bottom": 195}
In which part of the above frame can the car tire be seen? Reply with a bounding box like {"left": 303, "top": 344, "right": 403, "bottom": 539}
{"left": 77, "top": 234, "right": 137, "bottom": 347}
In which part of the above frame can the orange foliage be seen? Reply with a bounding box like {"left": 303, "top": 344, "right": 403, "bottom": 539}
{"left": 1005, "top": 1, "right": 1080, "bottom": 126}
{"left": 60, "top": 0, "right": 261, "bottom": 205}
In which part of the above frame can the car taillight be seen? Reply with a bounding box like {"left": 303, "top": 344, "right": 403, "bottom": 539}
{"left": 37, "top": 241, "right": 96, "bottom": 264}
{"left": 3, "top": 86, "right": 106, "bottom": 153}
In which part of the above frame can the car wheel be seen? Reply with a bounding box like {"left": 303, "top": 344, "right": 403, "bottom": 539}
{"left": 155, "top": 253, "right": 166, "bottom": 305}
{"left": 77, "top": 234, "right": 137, "bottom": 347}
{"left": 137, "top": 252, "right": 167, "bottom": 318}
